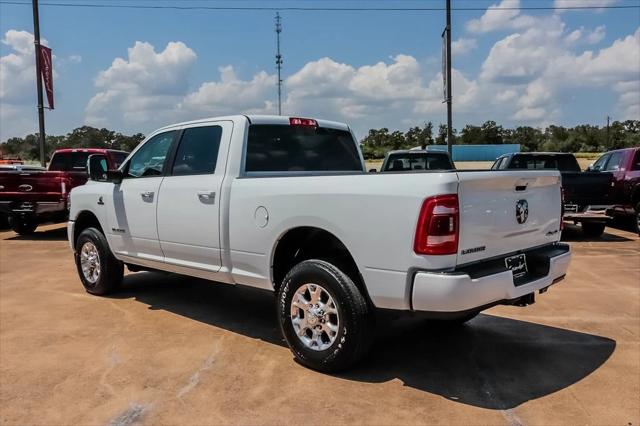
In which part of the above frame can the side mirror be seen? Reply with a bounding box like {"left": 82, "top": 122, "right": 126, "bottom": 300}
{"left": 586, "top": 165, "right": 594, "bottom": 172}
{"left": 88, "top": 154, "right": 123, "bottom": 184}
{"left": 368, "top": 168, "right": 377, "bottom": 173}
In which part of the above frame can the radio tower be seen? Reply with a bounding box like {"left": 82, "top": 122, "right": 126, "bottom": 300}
{"left": 275, "top": 12, "right": 283, "bottom": 116}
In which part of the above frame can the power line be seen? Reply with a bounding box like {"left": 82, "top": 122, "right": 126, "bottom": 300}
{"left": 1, "top": 1, "right": 639, "bottom": 11}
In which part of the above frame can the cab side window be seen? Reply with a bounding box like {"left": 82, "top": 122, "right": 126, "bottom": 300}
{"left": 590, "top": 154, "right": 609, "bottom": 172}
{"left": 171, "top": 126, "right": 222, "bottom": 176}
{"left": 126, "top": 131, "right": 176, "bottom": 178}
{"left": 605, "top": 151, "right": 624, "bottom": 171}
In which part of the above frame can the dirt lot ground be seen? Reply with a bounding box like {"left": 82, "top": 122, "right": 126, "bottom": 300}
{"left": 0, "top": 223, "right": 638, "bottom": 425}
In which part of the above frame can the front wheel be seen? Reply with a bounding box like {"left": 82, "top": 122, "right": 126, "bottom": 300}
{"left": 75, "top": 227, "right": 123, "bottom": 295}
{"left": 632, "top": 202, "right": 640, "bottom": 235}
{"left": 9, "top": 215, "right": 38, "bottom": 235}
{"left": 277, "top": 259, "right": 374, "bottom": 372}
{"left": 581, "top": 221, "right": 606, "bottom": 238}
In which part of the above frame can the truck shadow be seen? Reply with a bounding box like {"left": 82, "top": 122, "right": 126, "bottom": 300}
{"left": 561, "top": 224, "right": 634, "bottom": 242}
{"left": 5, "top": 225, "right": 68, "bottom": 241}
{"left": 113, "top": 271, "right": 615, "bottom": 410}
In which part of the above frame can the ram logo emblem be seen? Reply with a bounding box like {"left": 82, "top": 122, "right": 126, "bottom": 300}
{"left": 516, "top": 199, "right": 529, "bottom": 224}
{"left": 18, "top": 184, "right": 33, "bottom": 192}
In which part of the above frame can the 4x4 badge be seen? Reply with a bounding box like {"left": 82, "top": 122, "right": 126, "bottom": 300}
{"left": 516, "top": 199, "right": 529, "bottom": 224}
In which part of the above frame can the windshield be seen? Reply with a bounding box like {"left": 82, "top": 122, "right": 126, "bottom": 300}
{"left": 245, "top": 124, "right": 363, "bottom": 173}
{"left": 509, "top": 154, "right": 581, "bottom": 172}
{"left": 382, "top": 152, "right": 454, "bottom": 172}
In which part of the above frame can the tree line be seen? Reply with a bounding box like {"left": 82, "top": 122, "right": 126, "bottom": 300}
{"left": 361, "top": 120, "right": 640, "bottom": 159}
{"left": 0, "top": 126, "right": 145, "bottom": 162}
{"left": 1, "top": 120, "right": 638, "bottom": 162}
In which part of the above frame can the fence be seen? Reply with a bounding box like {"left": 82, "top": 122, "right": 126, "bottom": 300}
{"left": 426, "top": 144, "right": 520, "bottom": 161}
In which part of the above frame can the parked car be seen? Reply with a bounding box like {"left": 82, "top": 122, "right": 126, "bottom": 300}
{"left": 0, "top": 148, "right": 128, "bottom": 235}
{"left": 68, "top": 115, "right": 570, "bottom": 372}
{"left": 587, "top": 147, "right": 640, "bottom": 233}
{"left": 378, "top": 149, "right": 455, "bottom": 172}
{"left": 492, "top": 152, "right": 614, "bottom": 237}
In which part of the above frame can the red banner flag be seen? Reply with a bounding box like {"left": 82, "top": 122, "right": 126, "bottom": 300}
{"left": 38, "top": 45, "right": 54, "bottom": 110}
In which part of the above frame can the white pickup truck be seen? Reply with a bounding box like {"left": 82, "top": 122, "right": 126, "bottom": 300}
{"left": 68, "top": 115, "right": 571, "bottom": 371}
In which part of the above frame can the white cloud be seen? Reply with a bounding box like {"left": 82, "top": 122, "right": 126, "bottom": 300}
{"left": 0, "top": 30, "right": 45, "bottom": 140}
{"left": 554, "top": 0, "right": 619, "bottom": 13}
{"left": 86, "top": 41, "right": 197, "bottom": 127}
{"left": 452, "top": 38, "right": 478, "bottom": 56}
{"left": 587, "top": 25, "right": 606, "bottom": 44}
{"left": 466, "top": 0, "right": 535, "bottom": 34}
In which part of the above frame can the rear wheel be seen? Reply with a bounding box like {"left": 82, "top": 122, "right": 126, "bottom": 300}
{"left": 581, "top": 221, "right": 606, "bottom": 238}
{"left": 277, "top": 259, "right": 374, "bottom": 372}
{"left": 632, "top": 202, "right": 640, "bottom": 235}
{"left": 75, "top": 227, "right": 123, "bottom": 295}
{"left": 9, "top": 215, "right": 38, "bottom": 235}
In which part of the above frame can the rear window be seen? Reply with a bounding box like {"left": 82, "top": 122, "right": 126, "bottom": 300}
{"left": 245, "top": 125, "right": 362, "bottom": 173}
{"left": 383, "top": 153, "right": 454, "bottom": 172}
{"left": 48, "top": 152, "right": 92, "bottom": 172}
{"left": 510, "top": 154, "right": 581, "bottom": 172}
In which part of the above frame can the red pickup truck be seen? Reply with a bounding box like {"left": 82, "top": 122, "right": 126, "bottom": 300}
{"left": 0, "top": 148, "right": 128, "bottom": 235}
{"left": 588, "top": 147, "right": 640, "bottom": 233}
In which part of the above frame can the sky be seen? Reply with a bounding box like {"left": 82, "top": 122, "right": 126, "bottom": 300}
{"left": 0, "top": 0, "right": 639, "bottom": 141}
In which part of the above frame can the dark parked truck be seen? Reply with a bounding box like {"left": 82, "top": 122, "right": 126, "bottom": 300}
{"left": 588, "top": 147, "right": 640, "bottom": 234}
{"left": 379, "top": 149, "right": 455, "bottom": 172}
{"left": 492, "top": 152, "right": 614, "bottom": 237}
{"left": 0, "top": 148, "right": 128, "bottom": 235}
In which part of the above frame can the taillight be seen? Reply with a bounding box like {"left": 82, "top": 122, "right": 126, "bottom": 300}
{"left": 414, "top": 194, "right": 459, "bottom": 255}
{"left": 289, "top": 117, "right": 318, "bottom": 127}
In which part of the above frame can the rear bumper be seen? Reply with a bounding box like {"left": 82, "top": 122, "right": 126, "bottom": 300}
{"left": 0, "top": 200, "right": 66, "bottom": 216}
{"left": 412, "top": 244, "right": 571, "bottom": 313}
{"left": 563, "top": 205, "right": 612, "bottom": 222}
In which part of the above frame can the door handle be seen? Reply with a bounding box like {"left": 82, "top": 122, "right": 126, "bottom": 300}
{"left": 140, "top": 191, "right": 154, "bottom": 200}
{"left": 197, "top": 191, "right": 216, "bottom": 204}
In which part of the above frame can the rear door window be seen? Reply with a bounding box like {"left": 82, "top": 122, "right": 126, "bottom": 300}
{"left": 171, "top": 126, "right": 222, "bottom": 176}
{"left": 245, "top": 125, "right": 362, "bottom": 173}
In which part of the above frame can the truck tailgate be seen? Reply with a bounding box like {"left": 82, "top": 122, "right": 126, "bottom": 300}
{"left": 456, "top": 171, "right": 562, "bottom": 265}
{"left": 561, "top": 171, "right": 613, "bottom": 206}
{"left": 0, "top": 171, "right": 65, "bottom": 202}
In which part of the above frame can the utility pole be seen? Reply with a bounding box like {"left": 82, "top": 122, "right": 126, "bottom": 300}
{"left": 606, "top": 115, "right": 610, "bottom": 148}
{"left": 275, "top": 12, "right": 283, "bottom": 116}
{"left": 32, "top": 0, "right": 46, "bottom": 167}
{"left": 445, "top": 0, "right": 453, "bottom": 156}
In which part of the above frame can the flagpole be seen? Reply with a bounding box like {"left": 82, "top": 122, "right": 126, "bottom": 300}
{"left": 445, "top": 0, "right": 453, "bottom": 156}
{"left": 32, "top": 0, "right": 46, "bottom": 167}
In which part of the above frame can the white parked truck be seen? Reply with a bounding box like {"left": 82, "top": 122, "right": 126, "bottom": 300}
{"left": 68, "top": 115, "right": 571, "bottom": 371}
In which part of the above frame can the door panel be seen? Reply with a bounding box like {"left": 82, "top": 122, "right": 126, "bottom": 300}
{"left": 106, "top": 130, "right": 176, "bottom": 261}
{"left": 108, "top": 177, "right": 164, "bottom": 260}
{"left": 157, "top": 122, "right": 232, "bottom": 273}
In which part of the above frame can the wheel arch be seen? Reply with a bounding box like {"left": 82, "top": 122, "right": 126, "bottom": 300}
{"left": 270, "top": 226, "right": 372, "bottom": 306}
{"left": 73, "top": 210, "right": 104, "bottom": 248}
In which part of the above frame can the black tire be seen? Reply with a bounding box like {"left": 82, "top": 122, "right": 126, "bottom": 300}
{"left": 74, "top": 227, "right": 123, "bottom": 295}
{"left": 632, "top": 202, "right": 640, "bottom": 235}
{"left": 277, "top": 259, "right": 374, "bottom": 372}
{"left": 581, "top": 221, "right": 606, "bottom": 238}
{"left": 9, "top": 215, "right": 38, "bottom": 235}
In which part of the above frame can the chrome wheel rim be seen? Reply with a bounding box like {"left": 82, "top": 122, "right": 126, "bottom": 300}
{"left": 290, "top": 283, "right": 340, "bottom": 351}
{"left": 80, "top": 242, "right": 101, "bottom": 284}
